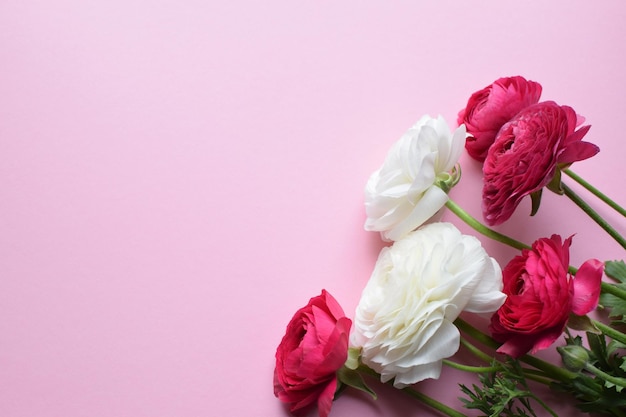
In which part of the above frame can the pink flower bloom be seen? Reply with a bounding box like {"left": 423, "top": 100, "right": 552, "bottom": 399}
{"left": 482, "top": 101, "right": 599, "bottom": 226}
{"left": 490, "top": 235, "right": 603, "bottom": 358}
{"left": 274, "top": 290, "right": 352, "bottom": 417}
{"left": 458, "top": 76, "right": 542, "bottom": 161}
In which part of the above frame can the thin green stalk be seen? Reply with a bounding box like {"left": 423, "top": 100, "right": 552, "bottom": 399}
{"left": 358, "top": 365, "right": 468, "bottom": 417}
{"left": 518, "top": 354, "right": 577, "bottom": 382}
{"left": 563, "top": 169, "right": 626, "bottom": 217}
{"left": 442, "top": 359, "right": 500, "bottom": 373}
{"left": 460, "top": 337, "right": 555, "bottom": 386}
{"left": 528, "top": 393, "right": 559, "bottom": 417}
{"left": 401, "top": 386, "right": 468, "bottom": 417}
{"left": 592, "top": 320, "right": 626, "bottom": 345}
{"left": 562, "top": 182, "right": 626, "bottom": 250}
{"left": 460, "top": 337, "right": 493, "bottom": 363}
{"left": 455, "top": 318, "right": 577, "bottom": 382}
{"left": 445, "top": 199, "right": 530, "bottom": 251}
{"left": 521, "top": 369, "right": 555, "bottom": 387}
{"left": 585, "top": 363, "right": 626, "bottom": 389}
{"left": 455, "top": 318, "right": 499, "bottom": 350}
{"left": 601, "top": 281, "right": 626, "bottom": 301}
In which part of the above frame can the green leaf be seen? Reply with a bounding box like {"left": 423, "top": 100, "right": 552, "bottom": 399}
{"left": 599, "top": 284, "right": 626, "bottom": 317}
{"left": 546, "top": 169, "right": 564, "bottom": 195}
{"left": 567, "top": 314, "right": 600, "bottom": 333}
{"left": 587, "top": 332, "right": 609, "bottom": 368}
{"left": 529, "top": 189, "right": 543, "bottom": 216}
{"left": 337, "top": 367, "right": 377, "bottom": 400}
{"left": 344, "top": 347, "right": 361, "bottom": 370}
{"left": 605, "top": 260, "right": 626, "bottom": 283}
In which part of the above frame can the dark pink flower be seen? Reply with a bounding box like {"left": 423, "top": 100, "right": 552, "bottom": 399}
{"left": 274, "top": 290, "right": 351, "bottom": 417}
{"left": 458, "top": 76, "right": 542, "bottom": 161}
{"left": 490, "top": 235, "right": 603, "bottom": 358}
{"left": 482, "top": 101, "right": 598, "bottom": 226}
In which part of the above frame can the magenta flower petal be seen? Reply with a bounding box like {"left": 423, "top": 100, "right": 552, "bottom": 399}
{"left": 557, "top": 139, "right": 599, "bottom": 165}
{"left": 459, "top": 76, "right": 542, "bottom": 162}
{"left": 489, "top": 235, "right": 599, "bottom": 358}
{"left": 316, "top": 378, "right": 338, "bottom": 417}
{"left": 274, "top": 290, "right": 351, "bottom": 417}
{"left": 496, "top": 335, "right": 535, "bottom": 358}
{"left": 571, "top": 259, "right": 604, "bottom": 316}
{"left": 482, "top": 101, "right": 597, "bottom": 225}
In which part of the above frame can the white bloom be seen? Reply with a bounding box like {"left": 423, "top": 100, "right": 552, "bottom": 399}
{"left": 351, "top": 222, "right": 505, "bottom": 387}
{"left": 364, "top": 115, "right": 466, "bottom": 241}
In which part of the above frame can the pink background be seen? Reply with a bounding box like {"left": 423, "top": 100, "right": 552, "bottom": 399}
{"left": 1, "top": 1, "right": 625, "bottom": 416}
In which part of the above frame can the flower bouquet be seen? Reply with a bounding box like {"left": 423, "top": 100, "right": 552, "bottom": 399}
{"left": 273, "top": 76, "right": 626, "bottom": 417}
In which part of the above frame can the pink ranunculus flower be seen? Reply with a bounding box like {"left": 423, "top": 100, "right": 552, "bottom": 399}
{"left": 490, "top": 235, "right": 604, "bottom": 358}
{"left": 274, "top": 290, "right": 352, "bottom": 417}
{"left": 482, "top": 101, "right": 599, "bottom": 226}
{"left": 458, "top": 76, "right": 542, "bottom": 161}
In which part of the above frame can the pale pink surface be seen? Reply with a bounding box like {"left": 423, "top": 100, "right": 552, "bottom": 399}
{"left": 1, "top": 1, "right": 625, "bottom": 417}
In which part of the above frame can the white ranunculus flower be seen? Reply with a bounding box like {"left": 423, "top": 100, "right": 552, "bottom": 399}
{"left": 364, "top": 115, "right": 466, "bottom": 241}
{"left": 351, "top": 222, "right": 505, "bottom": 388}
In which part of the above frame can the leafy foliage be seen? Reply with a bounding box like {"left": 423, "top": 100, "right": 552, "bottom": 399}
{"left": 553, "top": 333, "right": 626, "bottom": 416}
{"left": 459, "top": 359, "right": 553, "bottom": 417}
{"left": 600, "top": 261, "right": 626, "bottom": 322}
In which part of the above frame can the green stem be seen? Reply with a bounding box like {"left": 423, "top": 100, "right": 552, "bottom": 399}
{"left": 522, "top": 369, "right": 555, "bottom": 387}
{"left": 562, "top": 182, "right": 626, "bottom": 250}
{"left": 460, "top": 337, "right": 493, "bottom": 363}
{"left": 601, "top": 281, "right": 626, "bottom": 301}
{"left": 401, "top": 386, "right": 468, "bottom": 417}
{"left": 455, "top": 318, "right": 499, "bottom": 349}
{"left": 563, "top": 169, "right": 626, "bottom": 218}
{"left": 447, "top": 200, "right": 618, "bottom": 284}
{"left": 518, "top": 354, "right": 577, "bottom": 382}
{"left": 358, "top": 365, "right": 468, "bottom": 417}
{"left": 592, "top": 320, "right": 626, "bottom": 345}
{"left": 442, "top": 359, "right": 500, "bottom": 373}
{"left": 454, "top": 318, "right": 577, "bottom": 382}
{"left": 528, "top": 393, "right": 559, "bottom": 417}
{"left": 445, "top": 199, "right": 530, "bottom": 251}
{"left": 460, "top": 337, "right": 554, "bottom": 386}
{"left": 584, "top": 363, "right": 626, "bottom": 389}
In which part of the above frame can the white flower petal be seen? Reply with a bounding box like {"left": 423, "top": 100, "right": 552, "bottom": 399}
{"left": 464, "top": 258, "right": 506, "bottom": 313}
{"left": 384, "top": 186, "right": 449, "bottom": 241}
{"left": 351, "top": 223, "right": 504, "bottom": 386}
{"left": 364, "top": 115, "right": 462, "bottom": 241}
{"left": 440, "top": 123, "right": 467, "bottom": 172}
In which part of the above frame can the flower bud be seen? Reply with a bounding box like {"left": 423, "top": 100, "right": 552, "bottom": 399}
{"left": 557, "top": 345, "right": 590, "bottom": 372}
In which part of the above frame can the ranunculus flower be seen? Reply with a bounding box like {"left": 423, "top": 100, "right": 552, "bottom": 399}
{"left": 482, "top": 101, "right": 599, "bottom": 226}
{"left": 364, "top": 115, "right": 465, "bottom": 241}
{"left": 458, "top": 76, "right": 542, "bottom": 161}
{"left": 490, "top": 235, "right": 604, "bottom": 358}
{"left": 351, "top": 222, "right": 505, "bottom": 387}
{"left": 274, "top": 290, "right": 352, "bottom": 417}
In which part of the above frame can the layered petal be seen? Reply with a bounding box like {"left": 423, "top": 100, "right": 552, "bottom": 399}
{"left": 490, "top": 235, "right": 603, "bottom": 358}
{"left": 352, "top": 222, "right": 504, "bottom": 387}
{"left": 458, "top": 76, "right": 542, "bottom": 161}
{"left": 482, "top": 101, "right": 597, "bottom": 225}
{"left": 274, "top": 290, "right": 351, "bottom": 417}
{"left": 365, "top": 115, "right": 465, "bottom": 241}
{"left": 571, "top": 258, "right": 604, "bottom": 315}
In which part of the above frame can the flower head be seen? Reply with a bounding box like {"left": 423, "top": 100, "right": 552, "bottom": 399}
{"left": 364, "top": 115, "right": 465, "bottom": 241}
{"left": 490, "top": 235, "right": 603, "bottom": 358}
{"left": 482, "top": 101, "right": 599, "bottom": 226}
{"left": 458, "top": 76, "right": 542, "bottom": 161}
{"left": 351, "top": 222, "right": 505, "bottom": 387}
{"left": 274, "top": 290, "right": 352, "bottom": 417}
